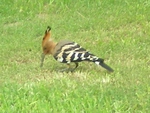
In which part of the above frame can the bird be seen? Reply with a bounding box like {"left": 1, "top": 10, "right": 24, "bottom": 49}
{"left": 40, "top": 26, "right": 114, "bottom": 72}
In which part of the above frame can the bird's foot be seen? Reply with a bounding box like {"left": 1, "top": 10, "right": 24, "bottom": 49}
{"left": 58, "top": 68, "right": 75, "bottom": 73}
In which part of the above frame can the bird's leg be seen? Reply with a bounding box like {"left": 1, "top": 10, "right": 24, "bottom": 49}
{"left": 59, "top": 63, "right": 71, "bottom": 72}
{"left": 40, "top": 53, "right": 45, "bottom": 67}
{"left": 69, "top": 62, "right": 79, "bottom": 72}
{"left": 59, "top": 63, "right": 78, "bottom": 72}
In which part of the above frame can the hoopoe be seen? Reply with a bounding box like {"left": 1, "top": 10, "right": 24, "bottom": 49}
{"left": 40, "top": 26, "right": 114, "bottom": 72}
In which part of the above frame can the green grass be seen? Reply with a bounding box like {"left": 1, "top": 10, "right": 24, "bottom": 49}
{"left": 0, "top": 0, "right": 150, "bottom": 112}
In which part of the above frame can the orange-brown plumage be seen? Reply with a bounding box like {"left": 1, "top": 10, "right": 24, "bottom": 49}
{"left": 42, "top": 26, "right": 56, "bottom": 55}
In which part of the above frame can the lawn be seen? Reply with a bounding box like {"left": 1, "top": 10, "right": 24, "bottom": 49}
{"left": 0, "top": 0, "right": 150, "bottom": 112}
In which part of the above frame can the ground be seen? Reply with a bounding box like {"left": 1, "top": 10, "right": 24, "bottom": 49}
{"left": 0, "top": 0, "right": 150, "bottom": 112}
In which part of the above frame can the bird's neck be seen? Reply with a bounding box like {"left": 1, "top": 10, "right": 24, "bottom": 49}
{"left": 48, "top": 41, "right": 57, "bottom": 55}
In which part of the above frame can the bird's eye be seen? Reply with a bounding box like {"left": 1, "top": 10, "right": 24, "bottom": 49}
{"left": 43, "top": 47, "right": 47, "bottom": 50}
{"left": 43, "top": 37, "right": 45, "bottom": 40}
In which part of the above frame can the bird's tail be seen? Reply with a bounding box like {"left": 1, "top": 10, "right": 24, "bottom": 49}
{"left": 87, "top": 54, "right": 114, "bottom": 72}
{"left": 99, "top": 62, "right": 114, "bottom": 72}
{"left": 93, "top": 57, "right": 114, "bottom": 72}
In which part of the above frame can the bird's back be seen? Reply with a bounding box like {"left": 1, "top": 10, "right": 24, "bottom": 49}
{"left": 53, "top": 40, "right": 75, "bottom": 57}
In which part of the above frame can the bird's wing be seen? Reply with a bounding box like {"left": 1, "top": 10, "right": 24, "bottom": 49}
{"left": 53, "top": 41, "right": 89, "bottom": 63}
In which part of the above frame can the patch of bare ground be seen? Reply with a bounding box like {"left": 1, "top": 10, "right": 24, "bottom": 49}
{"left": 4, "top": 21, "right": 21, "bottom": 28}
{"left": 37, "top": 13, "right": 49, "bottom": 20}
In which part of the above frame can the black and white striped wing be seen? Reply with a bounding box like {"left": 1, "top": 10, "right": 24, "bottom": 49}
{"left": 54, "top": 41, "right": 91, "bottom": 63}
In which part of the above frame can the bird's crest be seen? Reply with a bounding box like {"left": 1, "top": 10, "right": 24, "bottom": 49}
{"left": 42, "top": 26, "right": 51, "bottom": 46}
{"left": 45, "top": 26, "right": 51, "bottom": 34}
{"left": 42, "top": 26, "right": 56, "bottom": 55}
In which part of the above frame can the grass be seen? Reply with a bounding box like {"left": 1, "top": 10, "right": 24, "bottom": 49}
{"left": 0, "top": 0, "right": 150, "bottom": 112}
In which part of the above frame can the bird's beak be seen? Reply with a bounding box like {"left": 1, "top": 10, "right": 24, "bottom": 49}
{"left": 40, "top": 53, "right": 45, "bottom": 67}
